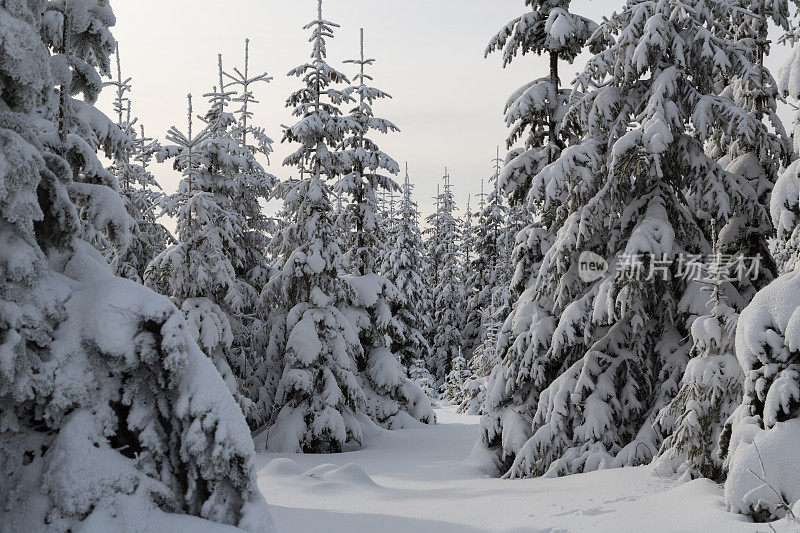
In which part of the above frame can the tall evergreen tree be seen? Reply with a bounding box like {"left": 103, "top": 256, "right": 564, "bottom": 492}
{"left": 773, "top": 17, "right": 800, "bottom": 274}
{"left": 428, "top": 170, "right": 466, "bottom": 382}
{"left": 653, "top": 0, "right": 794, "bottom": 485}
{"left": 382, "top": 166, "right": 432, "bottom": 371}
{"left": 459, "top": 294, "right": 504, "bottom": 415}
{"left": 147, "top": 53, "right": 276, "bottom": 419}
{"left": 41, "top": 0, "right": 131, "bottom": 253}
{"left": 721, "top": 18, "right": 800, "bottom": 519}
{"left": 463, "top": 149, "right": 512, "bottom": 361}
{"left": 0, "top": 2, "right": 272, "bottom": 529}
{"left": 106, "top": 45, "right": 171, "bottom": 283}
{"left": 655, "top": 241, "right": 742, "bottom": 481}
{"left": 425, "top": 182, "right": 443, "bottom": 290}
{"left": 480, "top": 0, "right": 597, "bottom": 474}
{"left": 484, "top": 0, "right": 781, "bottom": 479}
{"left": 706, "top": 0, "right": 792, "bottom": 297}
{"left": 260, "top": 0, "right": 366, "bottom": 453}
{"left": 338, "top": 28, "right": 399, "bottom": 275}
{"left": 338, "top": 30, "right": 434, "bottom": 427}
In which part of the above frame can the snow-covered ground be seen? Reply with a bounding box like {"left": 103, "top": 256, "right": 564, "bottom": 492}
{"left": 257, "top": 406, "right": 793, "bottom": 532}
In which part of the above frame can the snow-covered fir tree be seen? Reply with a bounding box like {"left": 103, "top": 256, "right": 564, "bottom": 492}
{"left": 0, "top": 2, "right": 272, "bottom": 529}
{"left": 146, "top": 53, "right": 276, "bottom": 422}
{"left": 483, "top": 0, "right": 783, "bottom": 480}
{"left": 459, "top": 294, "right": 504, "bottom": 415}
{"left": 440, "top": 348, "right": 471, "bottom": 402}
{"left": 338, "top": 27, "right": 399, "bottom": 275}
{"left": 427, "top": 170, "right": 466, "bottom": 383}
{"left": 224, "top": 38, "right": 275, "bottom": 157}
{"left": 463, "top": 149, "right": 512, "bottom": 361}
{"left": 651, "top": 0, "right": 795, "bottom": 488}
{"left": 460, "top": 193, "right": 480, "bottom": 358}
{"left": 655, "top": 245, "right": 742, "bottom": 481}
{"left": 381, "top": 166, "right": 432, "bottom": 371}
{"left": 705, "top": 0, "right": 793, "bottom": 297}
{"left": 773, "top": 22, "right": 800, "bottom": 275}
{"left": 219, "top": 40, "right": 278, "bottom": 429}
{"left": 479, "top": 0, "right": 597, "bottom": 475}
{"left": 40, "top": 0, "right": 131, "bottom": 254}
{"left": 105, "top": 45, "right": 171, "bottom": 283}
{"left": 338, "top": 29, "right": 434, "bottom": 427}
{"left": 409, "top": 358, "right": 438, "bottom": 401}
{"left": 462, "top": 194, "right": 474, "bottom": 268}
{"left": 424, "top": 183, "right": 443, "bottom": 290}
{"left": 259, "top": 0, "right": 366, "bottom": 452}
{"left": 720, "top": 26, "right": 800, "bottom": 518}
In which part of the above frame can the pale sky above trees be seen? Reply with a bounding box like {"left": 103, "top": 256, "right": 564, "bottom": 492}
{"left": 100, "top": 0, "right": 792, "bottom": 217}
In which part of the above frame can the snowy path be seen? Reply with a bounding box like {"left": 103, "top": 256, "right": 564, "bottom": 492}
{"left": 257, "top": 406, "right": 772, "bottom": 532}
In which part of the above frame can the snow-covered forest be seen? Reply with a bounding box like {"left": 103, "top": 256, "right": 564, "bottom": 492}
{"left": 2, "top": 0, "right": 800, "bottom": 531}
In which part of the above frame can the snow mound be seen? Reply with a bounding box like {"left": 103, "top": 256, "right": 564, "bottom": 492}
{"left": 725, "top": 268, "right": 800, "bottom": 521}
{"left": 456, "top": 441, "right": 504, "bottom": 478}
{"left": 261, "top": 458, "right": 305, "bottom": 477}
{"left": 301, "top": 463, "right": 380, "bottom": 488}
{"left": 356, "top": 411, "right": 385, "bottom": 443}
{"left": 725, "top": 419, "right": 800, "bottom": 519}
{"left": 385, "top": 411, "right": 428, "bottom": 430}
{"left": 324, "top": 464, "right": 379, "bottom": 487}
{"left": 304, "top": 463, "right": 341, "bottom": 479}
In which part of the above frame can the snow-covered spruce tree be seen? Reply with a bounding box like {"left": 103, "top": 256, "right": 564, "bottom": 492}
{"left": 338, "top": 27, "right": 399, "bottom": 275}
{"left": 338, "top": 29, "right": 434, "bottom": 427}
{"left": 220, "top": 40, "right": 278, "bottom": 429}
{"left": 705, "top": 0, "right": 793, "bottom": 297}
{"left": 424, "top": 183, "right": 443, "bottom": 291}
{"left": 654, "top": 1, "right": 795, "bottom": 483}
{"left": 106, "top": 45, "right": 171, "bottom": 283}
{"left": 721, "top": 31, "right": 800, "bottom": 518}
{"left": 773, "top": 23, "right": 800, "bottom": 275}
{"left": 462, "top": 194, "right": 474, "bottom": 269}
{"left": 409, "top": 358, "right": 438, "bottom": 401}
{"left": 0, "top": 2, "right": 272, "bottom": 530}
{"left": 459, "top": 296, "right": 504, "bottom": 415}
{"left": 260, "top": 0, "right": 366, "bottom": 453}
{"left": 485, "top": 0, "right": 782, "bottom": 479}
{"left": 479, "top": 0, "right": 596, "bottom": 474}
{"left": 40, "top": 0, "right": 130, "bottom": 254}
{"left": 428, "top": 171, "right": 466, "bottom": 383}
{"left": 221, "top": 38, "right": 276, "bottom": 295}
{"left": 461, "top": 193, "right": 481, "bottom": 359}
{"left": 147, "top": 54, "right": 275, "bottom": 422}
{"left": 381, "top": 166, "right": 432, "bottom": 372}
{"left": 654, "top": 253, "right": 742, "bottom": 481}
{"left": 441, "top": 348, "right": 471, "bottom": 402}
{"left": 488, "top": 149, "right": 517, "bottom": 320}
{"left": 463, "top": 149, "right": 512, "bottom": 361}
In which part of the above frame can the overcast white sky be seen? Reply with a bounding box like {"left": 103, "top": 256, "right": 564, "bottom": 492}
{"left": 98, "top": 0, "right": 792, "bottom": 218}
